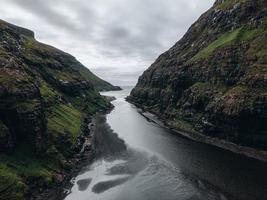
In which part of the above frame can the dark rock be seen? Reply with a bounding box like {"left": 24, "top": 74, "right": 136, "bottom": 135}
{"left": 129, "top": 0, "right": 267, "bottom": 150}
{"left": 77, "top": 178, "right": 92, "bottom": 191}
{"left": 0, "top": 19, "right": 114, "bottom": 200}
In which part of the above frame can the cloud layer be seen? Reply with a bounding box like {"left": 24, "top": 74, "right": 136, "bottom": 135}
{"left": 0, "top": 0, "right": 214, "bottom": 85}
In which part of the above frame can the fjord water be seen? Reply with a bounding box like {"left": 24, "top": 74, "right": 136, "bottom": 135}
{"left": 65, "top": 88, "right": 267, "bottom": 200}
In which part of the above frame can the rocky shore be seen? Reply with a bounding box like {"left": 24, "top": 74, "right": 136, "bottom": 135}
{"left": 129, "top": 0, "right": 267, "bottom": 153}
{"left": 128, "top": 99, "right": 267, "bottom": 163}
{"left": 31, "top": 104, "right": 115, "bottom": 200}
{"left": 0, "top": 19, "right": 119, "bottom": 200}
{"left": 30, "top": 116, "right": 96, "bottom": 200}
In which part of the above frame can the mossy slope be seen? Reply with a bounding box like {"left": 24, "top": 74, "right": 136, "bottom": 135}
{"left": 129, "top": 0, "right": 267, "bottom": 149}
{"left": 0, "top": 19, "right": 113, "bottom": 199}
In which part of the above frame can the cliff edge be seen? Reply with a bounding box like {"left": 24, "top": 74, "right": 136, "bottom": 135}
{"left": 0, "top": 19, "right": 115, "bottom": 199}
{"left": 129, "top": 0, "right": 267, "bottom": 151}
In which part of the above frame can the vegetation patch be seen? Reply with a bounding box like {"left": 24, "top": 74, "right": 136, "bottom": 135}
{"left": 222, "top": 85, "right": 263, "bottom": 110}
{"left": 0, "top": 71, "right": 13, "bottom": 82}
{"left": 15, "top": 99, "right": 40, "bottom": 112}
{"left": 173, "top": 116, "right": 194, "bottom": 131}
{"left": 239, "top": 28, "right": 266, "bottom": 41}
{"left": 47, "top": 103, "right": 83, "bottom": 141}
{"left": 0, "top": 144, "right": 62, "bottom": 200}
{"left": 23, "top": 37, "right": 57, "bottom": 55}
{"left": 39, "top": 81, "right": 60, "bottom": 103}
{"left": 191, "top": 82, "right": 211, "bottom": 90}
{"left": 216, "top": 0, "right": 249, "bottom": 10}
{"left": 192, "top": 28, "right": 242, "bottom": 61}
{"left": 225, "top": 85, "right": 248, "bottom": 95}
{"left": 192, "top": 82, "right": 228, "bottom": 93}
{"left": 44, "top": 67, "right": 78, "bottom": 83}
{"left": 191, "top": 27, "right": 267, "bottom": 61}
{"left": 0, "top": 19, "right": 114, "bottom": 200}
{"left": 0, "top": 165, "right": 27, "bottom": 200}
{"left": 21, "top": 37, "right": 61, "bottom": 70}
{"left": 246, "top": 35, "right": 267, "bottom": 60}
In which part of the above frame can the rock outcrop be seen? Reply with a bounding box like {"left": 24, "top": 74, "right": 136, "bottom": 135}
{"left": 129, "top": 0, "right": 267, "bottom": 150}
{"left": 0, "top": 19, "right": 115, "bottom": 199}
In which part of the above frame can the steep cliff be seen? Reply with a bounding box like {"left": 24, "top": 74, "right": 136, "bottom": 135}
{"left": 129, "top": 0, "right": 267, "bottom": 150}
{"left": 0, "top": 19, "right": 114, "bottom": 199}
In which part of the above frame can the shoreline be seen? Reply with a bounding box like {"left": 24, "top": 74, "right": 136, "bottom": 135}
{"left": 128, "top": 99, "right": 267, "bottom": 163}
{"left": 31, "top": 106, "right": 115, "bottom": 200}
{"left": 32, "top": 94, "right": 267, "bottom": 199}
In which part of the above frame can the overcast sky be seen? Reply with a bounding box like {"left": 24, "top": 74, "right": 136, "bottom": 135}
{"left": 0, "top": 0, "right": 214, "bottom": 86}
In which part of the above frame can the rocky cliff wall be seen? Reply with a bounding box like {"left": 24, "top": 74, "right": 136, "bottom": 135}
{"left": 129, "top": 0, "right": 267, "bottom": 149}
{"left": 0, "top": 19, "right": 114, "bottom": 199}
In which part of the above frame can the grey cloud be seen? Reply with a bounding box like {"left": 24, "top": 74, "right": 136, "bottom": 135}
{"left": 9, "top": 0, "right": 80, "bottom": 32}
{"left": 1, "top": 0, "right": 215, "bottom": 85}
{"left": 92, "top": 68, "right": 143, "bottom": 86}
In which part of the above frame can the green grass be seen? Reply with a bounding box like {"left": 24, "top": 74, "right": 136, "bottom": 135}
{"left": 0, "top": 66, "right": 34, "bottom": 96}
{"left": 22, "top": 37, "right": 114, "bottom": 91}
{"left": 21, "top": 37, "right": 61, "bottom": 70}
{"left": 0, "top": 144, "right": 62, "bottom": 200}
{"left": 191, "top": 27, "right": 267, "bottom": 61}
{"left": 0, "top": 165, "right": 27, "bottom": 200}
{"left": 191, "top": 82, "right": 228, "bottom": 93}
{"left": 217, "top": 0, "right": 249, "bottom": 10}
{"left": 23, "top": 37, "right": 58, "bottom": 54}
{"left": 173, "top": 117, "right": 194, "bottom": 131}
{"left": 239, "top": 28, "right": 266, "bottom": 41}
{"left": 47, "top": 103, "right": 83, "bottom": 140}
{"left": 246, "top": 33, "right": 267, "bottom": 60}
{"left": 0, "top": 20, "right": 113, "bottom": 200}
{"left": 0, "top": 155, "right": 52, "bottom": 184}
{"left": 39, "top": 81, "right": 61, "bottom": 103}
{"left": 71, "top": 89, "right": 111, "bottom": 114}
{"left": 192, "top": 28, "right": 242, "bottom": 61}
{"left": 44, "top": 67, "right": 79, "bottom": 82}
{"left": 218, "top": 85, "right": 264, "bottom": 112}
{"left": 0, "top": 97, "right": 97, "bottom": 199}
{"left": 217, "top": 0, "right": 233, "bottom": 9}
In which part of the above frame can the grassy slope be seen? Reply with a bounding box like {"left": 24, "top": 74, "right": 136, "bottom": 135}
{"left": 22, "top": 36, "right": 118, "bottom": 91}
{"left": 175, "top": 19, "right": 267, "bottom": 132}
{"left": 0, "top": 20, "right": 112, "bottom": 199}
{"left": 192, "top": 26, "right": 267, "bottom": 61}
{"left": 217, "top": 0, "right": 249, "bottom": 10}
{"left": 0, "top": 89, "right": 88, "bottom": 199}
{"left": 131, "top": 1, "right": 267, "bottom": 138}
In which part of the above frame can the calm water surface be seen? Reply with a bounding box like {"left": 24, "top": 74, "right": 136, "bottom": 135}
{"left": 65, "top": 87, "right": 267, "bottom": 200}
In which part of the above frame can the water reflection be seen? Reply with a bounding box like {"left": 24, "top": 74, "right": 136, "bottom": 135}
{"left": 65, "top": 110, "right": 229, "bottom": 200}
{"left": 64, "top": 88, "right": 267, "bottom": 200}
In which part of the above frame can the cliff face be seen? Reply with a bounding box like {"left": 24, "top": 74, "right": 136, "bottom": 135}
{"left": 129, "top": 0, "right": 267, "bottom": 149}
{"left": 0, "top": 19, "right": 114, "bottom": 199}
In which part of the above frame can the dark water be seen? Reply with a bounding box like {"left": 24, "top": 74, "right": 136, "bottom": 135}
{"left": 65, "top": 87, "right": 267, "bottom": 200}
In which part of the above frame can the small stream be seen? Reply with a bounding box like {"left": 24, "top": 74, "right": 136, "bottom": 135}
{"left": 64, "top": 87, "right": 267, "bottom": 200}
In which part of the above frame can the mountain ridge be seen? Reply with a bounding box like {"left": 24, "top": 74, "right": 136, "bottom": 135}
{"left": 129, "top": 0, "right": 267, "bottom": 150}
{"left": 0, "top": 19, "right": 116, "bottom": 199}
